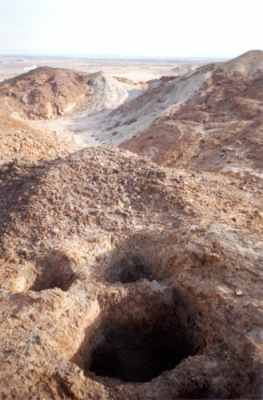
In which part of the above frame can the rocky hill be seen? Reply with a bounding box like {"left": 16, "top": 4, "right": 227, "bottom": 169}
{"left": 0, "top": 66, "right": 93, "bottom": 119}
{"left": 121, "top": 51, "right": 263, "bottom": 177}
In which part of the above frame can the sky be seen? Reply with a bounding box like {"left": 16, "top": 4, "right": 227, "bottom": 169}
{"left": 0, "top": 0, "right": 263, "bottom": 59}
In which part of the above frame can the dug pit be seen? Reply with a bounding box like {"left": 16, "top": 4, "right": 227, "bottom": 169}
{"left": 75, "top": 287, "right": 204, "bottom": 383}
{"left": 89, "top": 318, "right": 198, "bottom": 382}
{"left": 31, "top": 251, "right": 77, "bottom": 292}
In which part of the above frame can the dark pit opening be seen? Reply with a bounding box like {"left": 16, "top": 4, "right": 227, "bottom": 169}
{"left": 89, "top": 322, "right": 196, "bottom": 382}
{"left": 31, "top": 251, "right": 77, "bottom": 292}
{"left": 82, "top": 291, "right": 203, "bottom": 383}
{"left": 108, "top": 255, "right": 154, "bottom": 284}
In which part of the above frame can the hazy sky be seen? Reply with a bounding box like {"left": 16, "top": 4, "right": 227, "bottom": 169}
{"left": 0, "top": 0, "right": 263, "bottom": 58}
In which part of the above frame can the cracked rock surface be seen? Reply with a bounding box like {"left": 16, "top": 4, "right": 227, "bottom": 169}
{"left": 0, "top": 147, "right": 262, "bottom": 399}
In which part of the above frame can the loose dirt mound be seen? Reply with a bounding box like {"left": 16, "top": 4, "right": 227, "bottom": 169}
{"left": 0, "top": 114, "right": 78, "bottom": 163}
{"left": 0, "top": 147, "right": 262, "bottom": 399}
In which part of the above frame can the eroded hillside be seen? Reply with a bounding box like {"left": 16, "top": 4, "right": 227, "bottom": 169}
{"left": 122, "top": 51, "right": 263, "bottom": 177}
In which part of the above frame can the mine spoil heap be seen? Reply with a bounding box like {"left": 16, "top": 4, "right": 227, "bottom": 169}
{"left": 0, "top": 146, "right": 262, "bottom": 399}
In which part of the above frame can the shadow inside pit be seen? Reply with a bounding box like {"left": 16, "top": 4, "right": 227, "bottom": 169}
{"left": 108, "top": 255, "right": 154, "bottom": 284}
{"left": 104, "top": 234, "right": 167, "bottom": 284}
{"left": 89, "top": 318, "right": 196, "bottom": 383}
{"left": 31, "top": 250, "right": 77, "bottom": 292}
{"left": 74, "top": 286, "right": 204, "bottom": 384}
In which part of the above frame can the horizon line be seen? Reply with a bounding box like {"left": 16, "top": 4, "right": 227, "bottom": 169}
{"left": 0, "top": 51, "right": 228, "bottom": 61}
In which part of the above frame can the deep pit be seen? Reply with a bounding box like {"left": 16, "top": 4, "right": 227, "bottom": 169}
{"left": 89, "top": 320, "right": 198, "bottom": 382}
{"left": 76, "top": 288, "right": 204, "bottom": 383}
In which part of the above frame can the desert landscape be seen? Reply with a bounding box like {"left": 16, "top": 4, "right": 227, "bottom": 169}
{"left": 0, "top": 48, "right": 262, "bottom": 400}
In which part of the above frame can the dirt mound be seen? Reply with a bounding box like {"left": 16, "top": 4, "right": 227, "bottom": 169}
{"left": 0, "top": 147, "right": 172, "bottom": 256}
{"left": 0, "top": 147, "right": 262, "bottom": 398}
{"left": 0, "top": 114, "right": 78, "bottom": 163}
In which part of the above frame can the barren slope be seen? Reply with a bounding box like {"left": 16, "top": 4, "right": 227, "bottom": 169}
{"left": 99, "top": 66, "right": 214, "bottom": 145}
{"left": 122, "top": 52, "right": 263, "bottom": 176}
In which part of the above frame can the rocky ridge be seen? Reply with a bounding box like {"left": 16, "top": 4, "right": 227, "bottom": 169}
{"left": 122, "top": 51, "right": 263, "bottom": 177}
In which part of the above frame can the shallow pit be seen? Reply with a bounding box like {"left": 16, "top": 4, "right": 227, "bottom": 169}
{"left": 31, "top": 251, "right": 77, "bottom": 291}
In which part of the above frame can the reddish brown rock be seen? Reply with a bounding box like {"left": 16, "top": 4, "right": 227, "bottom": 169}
{"left": 0, "top": 67, "right": 92, "bottom": 119}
